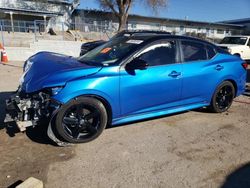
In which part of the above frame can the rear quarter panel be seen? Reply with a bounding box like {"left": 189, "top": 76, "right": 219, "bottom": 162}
{"left": 211, "top": 54, "right": 246, "bottom": 97}
{"left": 181, "top": 53, "right": 246, "bottom": 106}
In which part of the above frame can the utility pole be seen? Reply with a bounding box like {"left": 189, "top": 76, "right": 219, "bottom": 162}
{"left": 43, "top": 15, "right": 47, "bottom": 33}
{"left": 10, "top": 12, "right": 14, "bottom": 33}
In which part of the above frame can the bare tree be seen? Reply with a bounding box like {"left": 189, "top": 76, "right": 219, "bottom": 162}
{"left": 146, "top": 0, "right": 168, "bottom": 13}
{"left": 98, "top": 0, "right": 167, "bottom": 31}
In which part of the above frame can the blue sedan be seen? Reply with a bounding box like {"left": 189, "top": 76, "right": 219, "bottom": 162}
{"left": 5, "top": 33, "right": 247, "bottom": 145}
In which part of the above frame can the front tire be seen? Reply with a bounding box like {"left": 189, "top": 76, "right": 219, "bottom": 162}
{"left": 55, "top": 97, "right": 108, "bottom": 143}
{"left": 209, "top": 81, "right": 235, "bottom": 113}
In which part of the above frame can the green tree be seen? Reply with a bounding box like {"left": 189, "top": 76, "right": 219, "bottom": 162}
{"left": 98, "top": 0, "right": 167, "bottom": 31}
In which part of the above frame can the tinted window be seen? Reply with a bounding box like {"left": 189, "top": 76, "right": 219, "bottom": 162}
{"left": 247, "top": 39, "right": 250, "bottom": 47}
{"left": 181, "top": 41, "right": 207, "bottom": 62}
{"left": 217, "top": 29, "right": 225, "bottom": 34}
{"left": 206, "top": 45, "right": 216, "bottom": 59}
{"left": 220, "top": 37, "right": 247, "bottom": 45}
{"left": 138, "top": 40, "right": 177, "bottom": 66}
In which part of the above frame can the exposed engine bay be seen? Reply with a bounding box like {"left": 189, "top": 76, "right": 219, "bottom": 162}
{"left": 5, "top": 89, "right": 54, "bottom": 131}
{"left": 4, "top": 88, "right": 71, "bottom": 146}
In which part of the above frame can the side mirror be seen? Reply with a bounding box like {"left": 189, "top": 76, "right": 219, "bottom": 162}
{"left": 126, "top": 58, "right": 148, "bottom": 70}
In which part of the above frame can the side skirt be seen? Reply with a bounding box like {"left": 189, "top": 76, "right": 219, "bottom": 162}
{"left": 112, "top": 102, "right": 209, "bottom": 125}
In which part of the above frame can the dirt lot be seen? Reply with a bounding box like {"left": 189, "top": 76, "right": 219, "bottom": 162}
{"left": 0, "top": 61, "right": 250, "bottom": 188}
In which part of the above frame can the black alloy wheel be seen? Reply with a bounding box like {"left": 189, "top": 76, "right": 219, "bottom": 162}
{"left": 209, "top": 81, "right": 235, "bottom": 113}
{"left": 55, "top": 97, "right": 108, "bottom": 143}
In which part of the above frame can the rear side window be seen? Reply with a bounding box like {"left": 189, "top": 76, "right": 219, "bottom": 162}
{"left": 181, "top": 41, "right": 207, "bottom": 62}
{"left": 138, "top": 40, "right": 177, "bottom": 66}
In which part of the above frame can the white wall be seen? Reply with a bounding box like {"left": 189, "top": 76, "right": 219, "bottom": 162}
{"left": 5, "top": 40, "right": 82, "bottom": 61}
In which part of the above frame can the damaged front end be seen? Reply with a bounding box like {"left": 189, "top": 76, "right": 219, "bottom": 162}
{"left": 4, "top": 88, "right": 71, "bottom": 146}
{"left": 5, "top": 88, "right": 58, "bottom": 132}
{"left": 4, "top": 52, "right": 103, "bottom": 146}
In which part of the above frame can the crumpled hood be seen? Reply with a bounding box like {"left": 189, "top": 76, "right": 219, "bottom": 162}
{"left": 21, "top": 52, "right": 102, "bottom": 93}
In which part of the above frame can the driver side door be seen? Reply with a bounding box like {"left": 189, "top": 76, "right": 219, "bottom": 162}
{"left": 119, "top": 39, "right": 182, "bottom": 117}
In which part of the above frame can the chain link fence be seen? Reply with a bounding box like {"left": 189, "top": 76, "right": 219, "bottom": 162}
{"left": 0, "top": 19, "right": 117, "bottom": 47}
{"left": 0, "top": 18, "right": 240, "bottom": 47}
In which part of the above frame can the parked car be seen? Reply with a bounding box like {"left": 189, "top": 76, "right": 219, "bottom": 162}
{"left": 5, "top": 33, "right": 247, "bottom": 145}
{"left": 217, "top": 36, "right": 250, "bottom": 62}
{"left": 79, "top": 30, "right": 171, "bottom": 56}
{"left": 80, "top": 40, "right": 106, "bottom": 56}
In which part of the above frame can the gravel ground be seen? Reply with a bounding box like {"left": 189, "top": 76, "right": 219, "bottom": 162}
{"left": 0, "top": 61, "right": 250, "bottom": 188}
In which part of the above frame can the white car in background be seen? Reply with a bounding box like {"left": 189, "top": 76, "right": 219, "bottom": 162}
{"left": 218, "top": 36, "right": 250, "bottom": 63}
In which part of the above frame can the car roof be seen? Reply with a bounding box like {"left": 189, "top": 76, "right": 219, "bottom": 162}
{"left": 124, "top": 33, "right": 226, "bottom": 54}
{"left": 126, "top": 33, "right": 217, "bottom": 47}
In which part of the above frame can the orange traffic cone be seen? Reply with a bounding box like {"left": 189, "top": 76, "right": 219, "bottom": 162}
{"left": 1, "top": 48, "right": 8, "bottom": 64}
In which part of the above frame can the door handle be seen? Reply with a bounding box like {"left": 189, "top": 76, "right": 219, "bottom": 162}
{"left": 168, "top": 71, "right": 181, "bottom": 78}
{"left": 215, "top": 65, "right": 224, "bottom": 71}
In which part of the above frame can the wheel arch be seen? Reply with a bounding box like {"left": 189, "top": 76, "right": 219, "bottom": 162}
{"left": 210, "top": 78, "right": 238, "bottom": 103}
{"left": 224, "top": 79, "right": 238, "bottom": 97}
{"left": 76, "top": 94, "right": 113, "bottom": 126}
{"left": 53, "top": 88, "right": 118, "bottom": 125}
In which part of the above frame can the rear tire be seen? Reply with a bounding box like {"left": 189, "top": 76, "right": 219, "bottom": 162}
{"left": 209, "top": 81, "right": 235, "bottom": 113}
{"left": 55, "top": 97, "right": 108, "bottom": 143}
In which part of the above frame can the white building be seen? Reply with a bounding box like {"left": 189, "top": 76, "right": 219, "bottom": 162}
{"left": 221, "top": 18, "right": 250, "bottom": 35}
{"left": 0, "top": 2, "right": 246, "bottom": 40}
{"left": 72, "top": 9, "right": 245, "bottom": 40}
{"left": 0, "top": 0, "right": 80, "bottom": 31}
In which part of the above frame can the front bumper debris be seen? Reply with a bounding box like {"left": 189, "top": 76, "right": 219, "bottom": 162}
{"left": 4, "top": 91, "right": 51, "bottom": 131}
{"left": 5, "top": 94, "right": 33, "bottom": 131}
{"left": 47, "top": 108, "right": 73, "bottom": 147}
{"left": 4, "top": 90, "right": 71, "bottom": 146}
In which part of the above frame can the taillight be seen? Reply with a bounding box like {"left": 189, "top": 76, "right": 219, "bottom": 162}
{"left": 242, "top": 62, "right": 248, "bottom": 70}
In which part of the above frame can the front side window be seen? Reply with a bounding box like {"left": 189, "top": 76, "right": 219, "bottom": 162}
{"left": 181, "top": 40, "right": 207, "bottom": 62}
{"left": 137, "top": 40, "right": 177, "bottom": 66}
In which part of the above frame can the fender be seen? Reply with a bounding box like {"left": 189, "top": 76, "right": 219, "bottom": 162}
{"left": 52, "top": 88, "right": 120, "bottom": 119}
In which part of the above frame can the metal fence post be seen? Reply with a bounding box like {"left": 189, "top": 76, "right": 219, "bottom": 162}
{"left": 62, "top": 22, "right": 65, "bottom": 41}
{"left": 34, "top": 20, "right": 37, "bottom": 42}
{"left": 0, "top": 21, "right": 5, "bottom": 47}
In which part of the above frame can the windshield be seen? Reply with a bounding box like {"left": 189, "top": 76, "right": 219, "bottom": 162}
{"left": 220, "top": 37, "right": 247, "bottom": 45}
{"left": 78, "top": 36, "right": 145, "bottom": 65}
